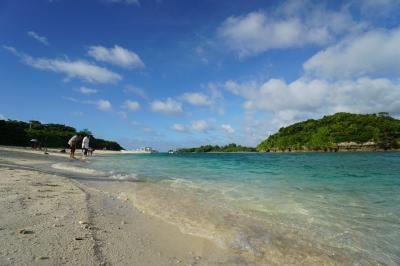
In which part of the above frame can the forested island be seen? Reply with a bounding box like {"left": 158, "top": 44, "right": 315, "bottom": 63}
{"left": 177, "top": 143, "right": 257, "bottom": 153}
{"left": 0, "top": 119, "right": 123, "bottom": 151}
{"left": 257, "top": 112, "right": 400, "bottom": 152}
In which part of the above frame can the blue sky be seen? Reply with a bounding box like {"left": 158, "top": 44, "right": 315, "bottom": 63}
{"left": 1, "top": 0, "right": 400, "bottom": 151}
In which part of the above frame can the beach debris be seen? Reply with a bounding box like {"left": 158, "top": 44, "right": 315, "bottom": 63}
{"left": 78, "top": 221, "right": 91, "bottom": 229}
{"left": 36, "top": 256, "right": 49, "bottom": 260}
{"left": 81, "top": 223, "right": 92, "bottom": 230}
{"left": 18, "top": 229, "right": 34, "bottom": 235}
{"left": 75, "top": 237, "right": 84, "bottom": 241}
{"left": 53, "top": 224, "right": 64, "bottom": 228}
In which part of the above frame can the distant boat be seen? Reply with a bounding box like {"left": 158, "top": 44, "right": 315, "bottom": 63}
{"left": 121, "top": 147, "right": 158, "bottom": 154}
{"left": 168, "top": 149, "right": 175, "bottom": 154}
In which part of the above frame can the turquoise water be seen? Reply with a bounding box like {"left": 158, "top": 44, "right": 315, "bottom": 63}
{"left": 88, "top": 152, "right": 400, "bottom": 264}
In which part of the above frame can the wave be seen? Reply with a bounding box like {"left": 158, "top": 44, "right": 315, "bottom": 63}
{"left": 109, "top": 172, "right": 138, "bottom": 181}
{"left": 51, "top": 163, "right": 139, "bottom": 182}
{"left": 51, "top": 163, "right": 106, "bottom": 175}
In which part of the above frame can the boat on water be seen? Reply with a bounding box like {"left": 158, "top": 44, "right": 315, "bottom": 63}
{"left": 120, "top": 147, "right": 158, "bottom": 154}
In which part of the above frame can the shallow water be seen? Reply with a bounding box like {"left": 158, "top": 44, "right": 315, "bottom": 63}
{"left": 67, "top": 152, "right": 400, "bottom": 264}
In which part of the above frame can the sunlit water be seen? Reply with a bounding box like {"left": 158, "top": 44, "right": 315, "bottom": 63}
{"left": 70, "top": 152, "right": 400, "bottom": 264}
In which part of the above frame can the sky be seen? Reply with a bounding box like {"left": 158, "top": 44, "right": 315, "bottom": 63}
{"left": 1, "top": 0, "right": 400, "bottom": 151}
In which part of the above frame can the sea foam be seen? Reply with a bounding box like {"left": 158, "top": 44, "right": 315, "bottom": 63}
{"left": 51, "top": 163, "right": 106, "bottom": 175}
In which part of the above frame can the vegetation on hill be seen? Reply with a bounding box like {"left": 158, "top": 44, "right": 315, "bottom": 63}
{"left": 0, "top": 119, "right": 123, "bottom": 150}
{"left": 257, "top": 112, "right": 400, "bottom": 152}
{"left": 177, "top": 143, "right": 257, "bottom": 153}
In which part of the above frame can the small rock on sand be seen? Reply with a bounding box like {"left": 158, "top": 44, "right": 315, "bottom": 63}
{"left": 19, "top": 229, "right": 34, "bottom": 235}
{"left": 36, "top": 256, "right": 49, "bottom": 260}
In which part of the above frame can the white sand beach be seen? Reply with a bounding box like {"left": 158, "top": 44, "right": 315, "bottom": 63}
{"left": 0, "top": 146, "right": 236, "bottom": 265}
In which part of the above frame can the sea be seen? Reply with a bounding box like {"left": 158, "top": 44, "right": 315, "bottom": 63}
{"left": 56, "top": 152, "right": 400, "bottom": 265}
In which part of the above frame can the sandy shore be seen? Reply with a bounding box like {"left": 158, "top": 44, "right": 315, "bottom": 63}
{"left": 0, "top": 146, "right": 237, "bottom": 265}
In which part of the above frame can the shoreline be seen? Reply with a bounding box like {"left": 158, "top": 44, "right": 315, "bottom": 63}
{"left": 0, "top": 146, "right": 232, "bottom": 265}
{"left": 1, "top": 146, "right": 394, "bottom": 265}
{"left": 259, "top": 148, "right": 400, "bottom": 153}
{"left": 3, "top": 144, "right": 400, "bottom": 154}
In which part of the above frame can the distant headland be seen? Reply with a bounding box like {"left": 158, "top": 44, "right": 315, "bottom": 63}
{"left": 257, "top": 112, "right": 400, "bottom": 152}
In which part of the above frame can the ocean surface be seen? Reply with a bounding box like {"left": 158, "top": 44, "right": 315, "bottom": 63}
{"left": 62, "top": 152, "right": 400, "bottom": 264}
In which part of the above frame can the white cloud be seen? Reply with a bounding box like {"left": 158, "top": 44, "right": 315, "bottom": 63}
{"left": 181, "top": 92, "right": 212, "bottom": 106}
{"left": 357, "top": 0, "right": 400, "bottom": 16}
{"left": 150, "top": 98, "right": 182, "bottom": 115}
{"left": 123, "top": 85, "right": 148, "bottom": 99}
{"left": 221, "top": 124, "right": 235, "bottom": 134}
{"left": 123, "top": 100, "right": 140, "bottom": 111}
{"left": 62, "top": 96, "right": 79, "bottom": 102}
{"left": 88, "top": 45, "right": 144, "bottom": 69}
{"left": 191, "top": 120, "right": 208, "bottom": 132}
{"left": 171, "top": 123, "right": 186, "bottom": 132}
{"left": 27, "top": 31, "right": 49, "bottom": 46}
{"left": 142, "top": 127, "right": 153, "bottom": 133}
{"left": 195, "top": 46, "right": 209, "bottom": 64}
{"left": 4, "top": 46, "right": 121, "bottom": 83}
{"left": 96, "top": 99, "right": 112, "bottom": 111}
{"left": 304, "top": 27, "right": 400, "bottom": 78}
{"left": 225, "top": 77, "right": 400, "bottom": 126}
{"left": 180, "top": 86, "right": 225, "bottom": 114}
{"left": 71, "top": 111, "right": 84, "bottom": 117}
{"left": 117, "top": 111, "right": 128, "bottom": 118}
{"left": 217, "top": 2, "right": 363, "bottom": 57}
{"left": 78, "top": 86, "right": 98, "bottom": 95}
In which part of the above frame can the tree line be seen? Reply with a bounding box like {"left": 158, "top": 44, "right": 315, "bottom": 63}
{"left": 0, "top": 119, "right": 123, "bottom": 151}
{"left": 177, "top": 143, "right": 257, "bottom": 153}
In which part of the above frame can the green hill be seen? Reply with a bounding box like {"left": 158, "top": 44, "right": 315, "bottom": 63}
{"left": 0, "top": 119, "right": 123, "bottom": 151}
{"left": 257, "top": 112, "right": 400, "bottom": 152}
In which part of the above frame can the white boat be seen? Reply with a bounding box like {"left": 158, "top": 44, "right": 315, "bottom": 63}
{"left": 120, "top": 147, "right": 158, "bottom": 154}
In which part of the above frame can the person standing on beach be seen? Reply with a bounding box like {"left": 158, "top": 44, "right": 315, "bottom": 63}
{"left": 68, "top": 134, "right": 81, "bottom": 159}
{"left": 82, "top": 135, "right": 90, "bottom": 158}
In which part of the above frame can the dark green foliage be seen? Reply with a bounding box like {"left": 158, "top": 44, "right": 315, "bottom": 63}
{"left": 0, "top": 120, "right": 30, "bottom": 146}
{"left": 177, "top": 143, "right": 257, "bottom": 153}
{"left": 0, "top": 119, "right": 123, "bottom": 150}
{"left": 90, "top": 138, "right": 123, "bottom": 151}
{"left": 257, "top": 112, "right": 400, "bottom": 151}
